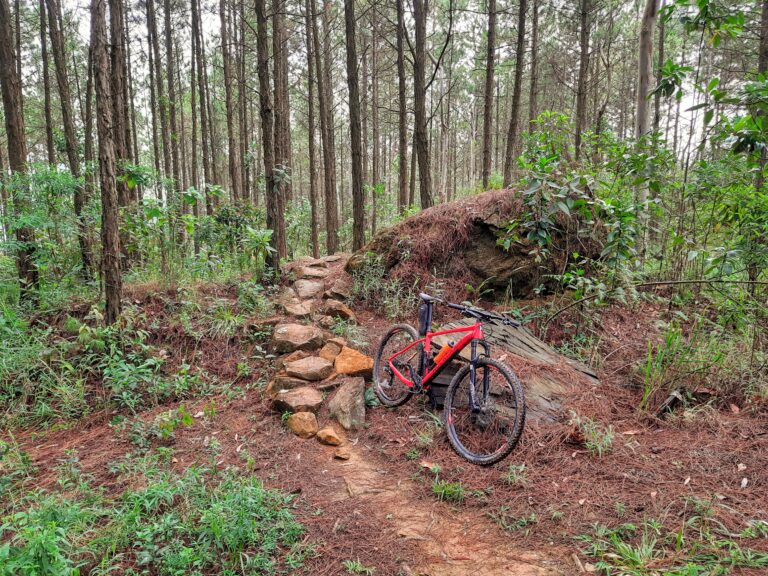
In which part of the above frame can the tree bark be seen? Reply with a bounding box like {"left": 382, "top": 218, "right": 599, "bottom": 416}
{"left": 90, "top": 0, "right": 122, "bottom": 324}
{"left": 192, "top": 0, "right": 213, "bottom": 214}
{"left": 164, "top": 0, "right": 182, "bottom": 204}
{"left": 0, "top": 0, "right": 39, "bottom": 300}
{"left": 256, "top": 0, "right": 285, "bottom": 267}
{"left": 636, "top": 0, "right": 660, "bottom": 138}
{"left": 371, "top": 6, "right": 380, "bottom": 234}
{"left": 220, "top": 0, "right": 241, "bottom": 202}
{"left": 413, "top": 0, "right": 433, "bottom": 208}
{"left": 396, "top": 0, "right": 409, "bottom": 213}
{"left": 147, "top": 0, "right": 171, "bottom": 188}
{"left": 46, "top": 0, "right": 93, "bottom": 278}
{"left": 574, "top": 0, "right": 591, "bottom": 160}
{"left": 39, "top": 0, "right": 56, "bottom": 165}
{"left": 528, "top": 0, "right": 539, "bottom": 132}
{"left": 273, "top": 0, "right": 293, "bottom": 207}
{"left": 344, "top": 0, "right": 365, "bottom": 250}
{"left": 481, "top": 0, "right": 496, "bottom": 189}
{"left": 109, "top": 0, "right": 129, "bottom": 207}
{"left": 502, "top": 0, "right": 527, "bottom": 187}
{"left": 304, "top": 0, "right": 319, "bottom": 258}
{"left": 653, "top": 0, "right": 666, "bottom": 133}
{"left": 311, "top": 0, "right": 339, "bottom": 253}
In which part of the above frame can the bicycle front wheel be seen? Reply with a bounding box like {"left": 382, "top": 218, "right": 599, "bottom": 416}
{"left": 443, "top": 357, "right": 525, "bottom": 465}
{"left": 373, "top": 324, "right": 420, "bottom": 407}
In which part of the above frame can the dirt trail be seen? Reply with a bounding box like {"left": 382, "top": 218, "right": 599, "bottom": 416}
{"left": 332, "top": 445, "right": 562, "bottom": 576}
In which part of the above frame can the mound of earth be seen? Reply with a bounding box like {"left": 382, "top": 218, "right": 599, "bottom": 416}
{"left": 347, "top": 189, "right": 601, "bottom": 298}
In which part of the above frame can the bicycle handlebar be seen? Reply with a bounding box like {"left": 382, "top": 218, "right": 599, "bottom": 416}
{"left": 420, "top": 293, "right": 519, "bottom": 327}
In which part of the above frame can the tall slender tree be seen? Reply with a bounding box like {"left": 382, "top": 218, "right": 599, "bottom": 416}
{"left": 39, "top": 0, "right": 55, "bottom": 165}
{"left": 311, "top": 0, "right": 339, "bottom": 253}
{"left": 46, "top": 0, "right": 93, "bottom": 278}
{"left": 481, "top": 0, "right": 496, "bottom": 189}
{"left": 220, "top": 0, "right": 242, "bottom": 202}
{"left": 304, "top": 0, "right": 320, "bottom": 257}
{"left": 0, "top": 0, "right": 39, "bottom": 300}
{"left": 90, "top": 0, "right": 122, "bottom": 324}
{"left": 344, "top": 0, "right": 365, "bottom": 250}
{"left": 395, "top": 0, "right": 409, "bottom": 213}
{"left": 574, "top": 0, "right": 591, "bottom": 160}
{"left": 256, "top": 0, "right": 285, "bottom": 266}
{"left": 502, "top": 0, "right": 527, "bottom": 187}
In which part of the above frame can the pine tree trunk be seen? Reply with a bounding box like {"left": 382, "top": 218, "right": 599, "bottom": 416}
{"left": 164, "top": 0, "right": 182, "bottom": 200}
{"left": 344, "top": 0, "right": 365, "bottom": 250}
{"left": 304, "top": 0, "right": 319, "bottom": 258}
{"left": 147, "top": 0, "right": 171, "bottom": 185}
{"left": 256, "top": 0, "right": 284, "bottom": 267}
{"left": 396, "top": 0, "right": 409, "bottom": 213}
{"left": 0, "top": 0, "right": 39, "bottom": 300}
{"left": 528, "top": 0, "right": 539, "bottom": 132}
{"left": 192, "top": 0, "right": 213, "bottom": 214}
{"left": 574, "top": 0, "right": 590, "bottom": 160}
{"left": 273, "top": 0, "right": 292, "bottom": 209}
{"left": 481, "top": 0, "right": 496, "bottom": 189}
{"left": 39, "top": 0, "right": 56, "bottom": 165}
{"left": 371, "top": 6, "right": 380, "bottom": 234}
{"left": 636, "top": 0, "right": 659, "bottom": 138}
{"left": 90, "top": 0, "right": 122, "bottom": 324}
{"left": 109, "top": 0, "right": 129, "bottom": 207}
{"left": 311, "top": 0, "right": 339, "bottom": 253}
{"left": 46, "top": 0, "right": 93, "bottom": 278}
{"left": 413, "top": 0, "right": 432, "bottom": 208}
{"left": 219, "top": 0, "right": 241, "bottom": 202}
{"left": 502, "top": 0, "right": 527, "bottom": 187}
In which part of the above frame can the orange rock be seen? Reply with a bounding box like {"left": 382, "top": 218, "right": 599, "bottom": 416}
{"left": 334, "top": 346, "right": 373, "bottom": 378}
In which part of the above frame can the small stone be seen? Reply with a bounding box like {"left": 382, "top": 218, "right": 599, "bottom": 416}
{"left": 334, "top": 446, "right": 351, "bottom": 460}
{"left": 271, "top": 323, "right": 325, "bottom": 353}
{"left": 318, "top": 341, "right": 343, "bottom": 362}
{"left": 294, "top": 279, "right": 325, "bottom": 299}
{"left": 276, "top": 350, "right": 309, "bottom": 371}
{"left": 266, "top": 373, "right": 309, "bottom": 396}
{"left": 316, "top": 425, "right": 344, "bottom": 446}
{"left": 277, "top": 287, "right": 298, "bottom": 306}
{"left": 321, "top": 299, "right": 357, "bottom": 322}
{"left": 273, "top": 387, "right": 324, "bottom": 414}
{"left": 334, "top": 346, "right": 374, "bottom": 378}
{"left": 285, "top": 356, "right": 334, "bottom": 381}
{"left": 328, "top": 377, "right": 366, "bottom": 430}
{"left": 325, "top": 278, "right": 351, "bottom": 300}
{"left": 322, "top": 254, "right": 344, "bottom": 263}
{"left": 287, "top": 412, "right": 318, "bottom": 439}
{"left": 329, "top": 336, "right": 348, "bottom": 348}
{"left": 283, "top": 300, "right": 314, "bottom": 318}
{"left": 317, "top": 315, "right": 336, "bottom": 329}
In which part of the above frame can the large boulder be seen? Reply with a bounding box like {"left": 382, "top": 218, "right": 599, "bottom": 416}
{"left": 273, "top": 387, "right": 324, "bottom": 414}
{"left": 346, "top": 189, "right": 601, "bottom": 298}
{"left": 328, "top": 377, "right": 366, "bottom": 430}
{"left": 271, "top": 323, "right": 325, "bottom": 353}
{"left": 284, "top": 356, "right": 334, "bottom": 381}
{"left": 335, "top": 346, "right": 373, "bottom": 378}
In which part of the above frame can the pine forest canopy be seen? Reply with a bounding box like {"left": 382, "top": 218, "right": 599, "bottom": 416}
{"left": 0, "top": 0, "right": 767, "bottom": 320}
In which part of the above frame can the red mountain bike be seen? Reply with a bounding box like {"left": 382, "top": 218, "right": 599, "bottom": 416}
{"left": 373, "top": 293, "right": 526, "bottom": 465}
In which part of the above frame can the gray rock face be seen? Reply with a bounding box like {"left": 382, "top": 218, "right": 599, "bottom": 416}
{"left": 328, "top": 377, "right": 366, "bottom": 430}
{"left": 271, "top": 323, "right": 325, "bottom": 353}
{"left": 284, "top": 356, "right": 334, "bottom": 381}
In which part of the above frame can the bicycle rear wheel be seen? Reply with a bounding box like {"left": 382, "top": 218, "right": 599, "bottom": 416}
{"left": 373, "top": 324, "right": 420, "bottom": 407}
{"left": 443, "top": 357, "right": 525, "bottom": 465}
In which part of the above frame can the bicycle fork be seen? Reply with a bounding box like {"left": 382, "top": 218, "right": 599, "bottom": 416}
{"left": 468, "top": 339, "right": 491, "bottom": 412}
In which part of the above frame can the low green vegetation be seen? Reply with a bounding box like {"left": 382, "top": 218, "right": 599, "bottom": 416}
{"left": 0, "top": 440, "right": 309, "bottom": 576}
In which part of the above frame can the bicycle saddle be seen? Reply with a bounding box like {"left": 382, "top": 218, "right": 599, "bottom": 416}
{"left": 419, "top": 292, "right": 442, "bottom": 303}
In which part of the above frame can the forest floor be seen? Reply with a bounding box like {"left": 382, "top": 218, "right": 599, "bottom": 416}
{"left": 4, "top": 256, "right": 768, "bottom": 575}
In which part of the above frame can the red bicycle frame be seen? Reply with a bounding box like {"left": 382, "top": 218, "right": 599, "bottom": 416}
{"left": 387, "top": 322, "right": 484, "bottom": 389}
